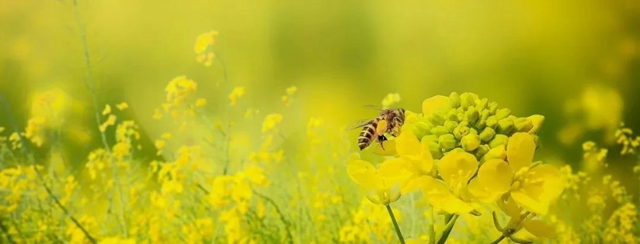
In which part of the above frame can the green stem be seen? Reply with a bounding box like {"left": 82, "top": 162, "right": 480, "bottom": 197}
{"left": 385, "top": 204, "right": 405, "bottom": 244}
{"left": 436, "top": 214, "right": 459, "bottom": 244}
{"left": 490, "top": 235, "right": 506, "bottom": 244}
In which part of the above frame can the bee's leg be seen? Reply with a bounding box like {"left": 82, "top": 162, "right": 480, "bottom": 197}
{"left": 378, "top": 135, "right": 387, "bottom": 150}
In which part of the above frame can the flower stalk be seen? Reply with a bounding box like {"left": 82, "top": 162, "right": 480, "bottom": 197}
{"left": 386, "top": 204, "right": 405, "bottom": 244}
{"left": 437, "top": 214, "right": 459, "bottom": 244}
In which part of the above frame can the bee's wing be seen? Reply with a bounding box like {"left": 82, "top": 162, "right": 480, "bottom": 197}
{"left": 345, "top": 119, "right": 373, "bottom": 131}
{"left": 363, "top": 104, "right": 383, "bottom": 111}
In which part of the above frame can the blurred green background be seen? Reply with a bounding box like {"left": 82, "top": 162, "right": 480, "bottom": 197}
{"left": 1, "top": 0, "right": 640, "bottom": 176}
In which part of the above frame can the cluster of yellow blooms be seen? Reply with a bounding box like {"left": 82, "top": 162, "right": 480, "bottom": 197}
{"left": 347, "top": 92, "right": 564, "bottom": 243}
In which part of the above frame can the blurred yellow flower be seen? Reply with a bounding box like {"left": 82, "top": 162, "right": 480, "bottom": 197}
{"left": 421, "top": 150, "right": 479, "bottom": 215}
{"left": 229, "top": 87, "right": 245, "bottom": 105}
{"left": 195, "top": 98, "right": 207, "bottom": 107}
{"left": 102, "top": 104, "right": 111, "bottom": 115}
{"left": 469, "top": 133, "right": 564, "bottom": 215}
{"left": 194, "top": 31, "right": 218, "bottom": 66}
{"left": 381, "top": 93, "right": 401, "bottom": 109}
{"left": 116, "top": 102, "right": 129, "bottom": 110}
{"left": 261, "top": 113, "right": 283, "bottom": 133}
{"left": 347, "top": 158, "right": 406, "bottom": 205}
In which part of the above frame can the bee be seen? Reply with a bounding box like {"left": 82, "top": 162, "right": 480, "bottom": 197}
{"left": 349, "top": 107, "right": 406, "bottom": 151}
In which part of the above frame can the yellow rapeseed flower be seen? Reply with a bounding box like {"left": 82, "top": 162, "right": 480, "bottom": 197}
{"left": 229, "top": 87, "right": 245, "bottom": 105}
{"left": 261, "top": 113, "right": 283, "bottom": 133}
{"left": 468, "top": 133, "right": 564, "bottom": 215}
{"left": 347, "top": 158, "right": 406, "bottom": 205}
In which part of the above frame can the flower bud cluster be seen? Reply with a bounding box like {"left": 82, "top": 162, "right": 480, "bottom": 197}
{"left": 411, "top": 92, "right": 544, "bottom": 161}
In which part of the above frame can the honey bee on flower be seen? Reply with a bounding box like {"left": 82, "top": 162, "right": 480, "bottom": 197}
{"left": 349, "top": 107, "right": 406, "bottom": 151}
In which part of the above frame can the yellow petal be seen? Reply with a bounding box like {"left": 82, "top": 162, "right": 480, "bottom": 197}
{"left": 420, "top": 176, "right": 475, "bottom": 214}
{"left": 400, "top": 175, "right": 422, "bottom": 194}
{"left": 511, "top": 188, "right": 549, "bottom": 215}
{"left": 477, "top": 159, "right": 513, "bottom": 194}
{"left": 438, "top": 151, "right": 478, "bottom": 189}
{"left": 396, "top": 128, "right": 421, "bottom": 157}
{"left": 523, "top": 219, "right": 556, "bottom": 239}
{"left": 497, "top": 195, "right": 521, "bottom": 218}
{"left": 467, "top": 179, "right": 502, "bottom": 203}
{"left": 378, "top": 158, "right": 409, "bottom": 178}
{"left": 347, "top": 160, "right": 382, "bottom": 190}
{"left": 506, "top": 132, "right": 536, "bottom": 172}
{"left": 418, "top": 137, "right": 435, "bottom": 172}
{"left": 422, "top": 95, "right": 450, "bottom": 116}
{"left": 528, "top": 164, "right": 564, "bottom": 203}
{"left": 374, "top": 139, "right": 398, "bottom": 156}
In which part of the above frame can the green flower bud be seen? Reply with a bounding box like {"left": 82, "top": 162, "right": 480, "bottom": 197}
{"left": 497, "top": 118, "right": 514, "bottom": 135}
{"left": 469, "top": 128, "right": 478, "bottom": 135}
{"left": 479, "top": 127, "right": 496, "bottom": 142}
{"left": 444, "top": 121, "right": 458, "bottom": 133}
{"left": 495, "top": 108, "right": 511, "bottom": 120}
{"left": 482, "top": 145, "right": 507, "bottom": 162}
{"left": 428, "top": 141, "right": 444, "bottom": 159}
{"left": 486, "top": 116, "right": 498, "bottom": 129}
{"left": 431, "top": 125, "right": 449, "bottom": 137}
{"left": 453, "top": 125, "right": 470, "bottom": 139}
{"left": 475, "top": 98, "right": 489, "bottom": 111}
{"left": 449, "top": 92, "right": 461, "bottom": 108}
{"left": 414, "top": 121, "right": 433, "bottom": 136}
{"left": 461, "top": 133, "right": 481, "bottom": 151}
{"left": 465, "top": 107, "right": 479, "bottom": 123}
{"left": 438, "top": 134, "right": 457, "bottom": 150}
{"left": 474, "top": 110, "right": 491, "bottom": 129}
{"left": 428, "top": 112, "right": 446, "bottom": 126}
{"left": 515, "top": 118, "right": 534, "bottom": 133}
{"left": 488, "top": 102, "right": 499, "bottom": 114}
{"left": 489, "top": 134, "right": 509, "bottom": 148}
{"left": 528, "top": 115, "right": 545, "bottom": 134}
{"left": 446, "top": 110, "right": 459, "bottom": 122}
{"left": 475, "top": 144, "right": 491, "bottom": 159}
{"left": 423, "top": 135, "right": 438, "bottom": 143}
{"left": 460, "top": 93, "right": 476, "bottom": 109}
{"left": 413, "top": 126, "right": 426, "bottom": 139}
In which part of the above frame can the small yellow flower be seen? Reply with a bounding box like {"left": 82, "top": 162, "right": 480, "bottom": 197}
{"left": 102, "top": 104, "right": 111, "bottom": 115}
{"left": 229, "top": 87, "right": 245, "bottom": 105}
{"left": 347, "top": 158, "right": 407, "bottom": 205}
{"left": 115, "top": 102, "right": 128, "bottom": 110}
{"left": 381, "top": 93, "right": 401, "bottom": 109}
{"left": 195, "top": 98, "right": 207, "bottom": 107}
{"left": 420, "top": 150, "right": 480, "bottom": 215}
{"left": 469, "top": 133, "right": 564, "bottom": 215}
{"left": 261, "top": 114, "right": 283, "bottom": 133}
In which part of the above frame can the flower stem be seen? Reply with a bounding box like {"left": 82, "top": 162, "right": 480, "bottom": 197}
{"left": 437, "top": 214, "right": 459, "bottom": 244}
{"left": 386, "top": 204, "right": 405, "bottom": 244}
{"left": 490, "top": 235, "right": 506, "bottom": 244}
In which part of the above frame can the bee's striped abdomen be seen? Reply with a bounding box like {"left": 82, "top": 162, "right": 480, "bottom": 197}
{"left": 358, "top": 118, "right": 379, "bottom": 150}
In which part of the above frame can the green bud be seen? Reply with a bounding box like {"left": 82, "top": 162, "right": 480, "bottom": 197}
{"left": 495, "top": 108, "right": 511, "bottom": 120}
{"left": 431, "top": 125, "right": 449, "bottom": 137}
{"left": 528, "top": 115, "right": 545, "bottom": 134}
{"left": 426, "top": 141, "right": 443, "bottom": 158}
{"left": 460, "top": 93, "right": 476, "bottom": 109}
{"left": 475, "top": 98, "right": 489, "bottom": 111}
{"left": 479, "top": 127, "right": 496, "bottom": 142}
{"left": 474, "top": 110, "right": 491, "bottom": 129}
{"left": 482, "top": 145, "right": 507, "bottom": 162}
{"left": 428, "top": 112, "right": 446, "bottom": 126}
{"left": 469, "top": 128, "right": 478, "bottom": 135}
{"left": 413, "top": 121, "right": 433, "bottom": 136}
{"left": 497, "top": 119, "right": 515, "bottom": 135}
{"left": 465, "top": 107, "right": 479, "bottom": 123}
{"left": 507, "top": 115, "right": 517, "bottom": 120}
{"left": 438, "top": 134, "right": 457, "bottom": 150}
{"left": 449, "top": 92, "right": 461, "bottom": 108}
{"left": 488, "top": 102, "right": 499, "bottom": 114}
{"left": 515, "top": 118, "right": 534, "bottom": 133}
{"left": 444, "top": 121, "right": 458, "bottom": 133}
{"left": 486, "top": 116, "right": 498, "bottom": 129}
{"left": 461, "top": 133, "right": 481, "bottom": 151}
{"left": 446, "top": 110, "right": 459, "bottom": 122}
{"left": 413, "top": 126, "right": 426, "bottom": 139}
{"left": 453, "top": 125, "right": 470, "bottom": 139}
{"left": 489, "top": 134, "right": 509, "bottom": 148}
{"left": 423, "top": 135, "right": 438, "bottom": 143}
{"left": 475, "top": 144, "right": 491, "bottom": 159}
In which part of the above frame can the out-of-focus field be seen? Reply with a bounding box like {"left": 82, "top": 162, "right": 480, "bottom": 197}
{"left": 0, "top": 0, "right": 639, "bottom": 243}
